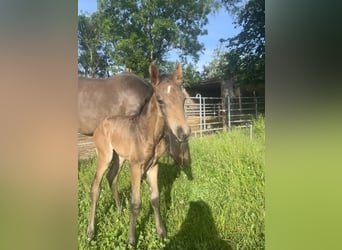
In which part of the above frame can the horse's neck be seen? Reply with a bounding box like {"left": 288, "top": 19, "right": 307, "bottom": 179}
{"left": 140, "top": 94, "right": 165, "bottom": 142}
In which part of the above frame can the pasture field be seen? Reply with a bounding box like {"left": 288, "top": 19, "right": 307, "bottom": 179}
{"left": 78, "top": 118, "right": 265, "bottom": 249}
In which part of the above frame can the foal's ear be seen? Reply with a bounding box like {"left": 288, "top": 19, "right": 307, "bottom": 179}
{"left": 173, "top": 61, "right": 182, "bottom": 85}
{"left": 149, "top": 61, "right": 159, "bottom": 86}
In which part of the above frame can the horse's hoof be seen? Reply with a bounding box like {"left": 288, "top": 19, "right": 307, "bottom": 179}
{"left": 116, "top": 205, "right": 123, "bottom": 214}
{"left": 157, "top": 227, "right": 167, "bottom": 239}
{"left": 86, "top": 226, "right": 94, "bottom": 241}
{"left": 127, "top": 237, "right": 135, "bottom": 246}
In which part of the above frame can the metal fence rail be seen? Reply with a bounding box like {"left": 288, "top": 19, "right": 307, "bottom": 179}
{"left": 185, "top": 95, "right": 264, "bottom": 137}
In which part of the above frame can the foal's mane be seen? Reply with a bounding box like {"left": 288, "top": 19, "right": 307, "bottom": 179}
{"left": 158, "top": 73, "right": 173, "bottom": 82}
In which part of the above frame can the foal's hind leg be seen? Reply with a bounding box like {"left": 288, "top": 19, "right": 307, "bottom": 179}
{"left": 106, "top": 153, "right": 125, "bottom": 210}
{"left": 87, "top": 148, "right": 113, "bottom": 240}
{"left": 128, "top": 163, "right": 142, "bottom": 245}
{"left": 146, "top": 164, "right": 166, "bottom": 239}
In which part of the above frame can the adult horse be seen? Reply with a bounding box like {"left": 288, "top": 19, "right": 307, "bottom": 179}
{"left": 87, "top": 62, "right": 191, "bottom": 245}
{"left": 78, "top": 71, "right": 191, "bottom": 166}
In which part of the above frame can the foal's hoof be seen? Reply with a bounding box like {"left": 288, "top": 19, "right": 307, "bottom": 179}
{"left": 157, "top": 227, "right": 167, "bottom": 239}
{"left": 127, "top": 237, "right": 135, "bottom": 246}
{"left": 159, "top": 231, "right": 167, "bottom": 239}
{"left": 86, "top": 226, "right": 94, "bottom": 241}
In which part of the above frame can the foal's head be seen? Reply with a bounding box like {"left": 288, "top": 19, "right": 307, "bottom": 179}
{"left": 149, "top": 61, "right": 191, "bottom": 142}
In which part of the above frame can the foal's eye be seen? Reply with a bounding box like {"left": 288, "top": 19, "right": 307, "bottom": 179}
{"left": 157, "top": 98, "right": 164, "bottom": 106}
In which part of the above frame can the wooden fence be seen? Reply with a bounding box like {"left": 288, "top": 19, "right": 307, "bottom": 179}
{"left": 78, "top": 133, "right": 96, "bottom": 160}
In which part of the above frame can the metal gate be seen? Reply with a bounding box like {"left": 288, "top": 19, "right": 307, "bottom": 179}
{"left": 185, "top": 95, "right": 264, "bottom": 137}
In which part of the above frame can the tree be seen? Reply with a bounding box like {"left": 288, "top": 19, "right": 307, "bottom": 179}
{"left": 220, "top": 0, "right": 265, "bottom": 91}
{"left": 78, "top": 13, "right": 113, "bottom": 78}
{"left": 221, "top": 0, "right": 245, "bottom": 14}
{"left": 95, "top": 0, "right": 214, "bottom": 77}
{"left": 182, "top": 63, "right": 202, "bottom": 87}
{"left": 201, "top": 43, "right": 228, "bottom": 79}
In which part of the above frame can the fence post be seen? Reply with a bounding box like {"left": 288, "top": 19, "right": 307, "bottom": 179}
{"left": 196, "top": 93, "right": 202, "bottom": 137}
{"left": 254, "top": 96, "right": 258, "bottom": 118}
{"left": 222, "top": 98, "right": 227, "bottom": 131}
{"left": 203, "top": 97, "right": 206, "bottom": 133}
{"left": 227, "top": 95, "right": 231, "bottom": 130}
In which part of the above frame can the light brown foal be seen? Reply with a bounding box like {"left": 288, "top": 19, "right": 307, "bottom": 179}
{"left": 87, "top": 61, "right": 191, "bottom": 245}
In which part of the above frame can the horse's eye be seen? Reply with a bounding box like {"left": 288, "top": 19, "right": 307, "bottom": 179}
{"left": 157, "top": 98, "right": 164, "bottom": 106}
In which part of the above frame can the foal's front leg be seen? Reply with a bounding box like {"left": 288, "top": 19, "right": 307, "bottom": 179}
{"left": 146, "top": 163, "right": 166, "bottom": 239}
{"left": 128, "top": 163, "right": 142, "bottom": 245}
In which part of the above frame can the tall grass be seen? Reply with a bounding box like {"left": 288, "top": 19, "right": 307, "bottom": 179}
{"left": 78, "top": 118, "right": 265, "bottom": 249}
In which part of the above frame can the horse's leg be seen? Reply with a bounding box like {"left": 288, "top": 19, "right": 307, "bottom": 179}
{"left": 106, "top": 153, "right": 125, "bottom": 210}
{"left": 146, "top": 163, "right": 166, "bottom": 239}
{"left": 127, "top": 163, "right": 142, "bottom": 245}
{"left": 87, "top": 148, "right": 113, "bottom": 240}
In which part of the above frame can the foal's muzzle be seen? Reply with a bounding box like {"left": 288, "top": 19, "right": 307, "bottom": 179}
{"left": 176, "top": 126, "right": 191, "bottom": 142}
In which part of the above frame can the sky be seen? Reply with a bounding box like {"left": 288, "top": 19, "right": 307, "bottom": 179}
{"left": 78, "top": 0, "right": 240, "bottom": 71}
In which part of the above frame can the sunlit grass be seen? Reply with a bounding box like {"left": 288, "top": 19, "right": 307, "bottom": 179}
{"left": 78, "top": 117, "right": 265, "bottom": 249}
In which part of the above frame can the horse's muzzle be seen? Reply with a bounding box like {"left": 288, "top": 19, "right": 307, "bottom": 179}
{"left": 176, "top": 126, "right": 191, "bottom": 142}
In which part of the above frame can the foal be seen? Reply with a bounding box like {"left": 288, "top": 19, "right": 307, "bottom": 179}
{"left": 87, "top": 62, "right": 191, "bottom": 245}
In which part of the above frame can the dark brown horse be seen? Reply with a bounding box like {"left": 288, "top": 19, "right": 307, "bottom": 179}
{"left": 78, "top": 71, "right": 191, "bottom": 166}
{"left": 78, "top": 73, "right": 152, "bottom": 136}
{"left": 87, "top": 62, "right": 191, "bottom": 245}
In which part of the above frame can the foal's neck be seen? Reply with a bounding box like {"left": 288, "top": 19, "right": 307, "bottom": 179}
{"left": 140, "top": 94, "right": 165, "bottom": 142}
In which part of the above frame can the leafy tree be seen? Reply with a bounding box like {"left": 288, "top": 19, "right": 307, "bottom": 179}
{"left": 220, "top": 0, "right": 265, "bottom": 91}
{"left": 182, "top": 63, "right": 202, "bottom": 87}
{"left": 78, "top": 13, "right": 113, "bottom": 78}
{"left": 221, "top": 0, "right": 245, "bottom": 14}
{"left": 158, "top": 60, "right": 176, "bottom": 75}
{"left": 201, "top": 43, "right": 228, "bottom": 79}
{"left": 95, "top": 0, "right": 215, "bottom": 77}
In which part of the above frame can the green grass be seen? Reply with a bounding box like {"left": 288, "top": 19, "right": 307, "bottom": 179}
{"left": 78, "top": 118, "right": 265, "bottom": 249}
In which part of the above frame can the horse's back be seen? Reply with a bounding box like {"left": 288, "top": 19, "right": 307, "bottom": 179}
{"left": 78, "top": 73, "right": 153, "bottom": 135}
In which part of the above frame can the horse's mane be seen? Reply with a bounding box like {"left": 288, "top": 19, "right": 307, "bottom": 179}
{"left": 159, "top": 73, "right": 173, "bottom": 82}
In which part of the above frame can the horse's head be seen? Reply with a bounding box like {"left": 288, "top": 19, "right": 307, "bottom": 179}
{"left": 149, "top": 61, "right": 191, "bottom": 142}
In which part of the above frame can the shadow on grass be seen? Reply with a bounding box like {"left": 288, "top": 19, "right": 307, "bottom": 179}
{"left": 165, "top": 200, "right": 232, "bottom": 250}
{"left": 158, "top": 159, "right": 193, "bottom": 208}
